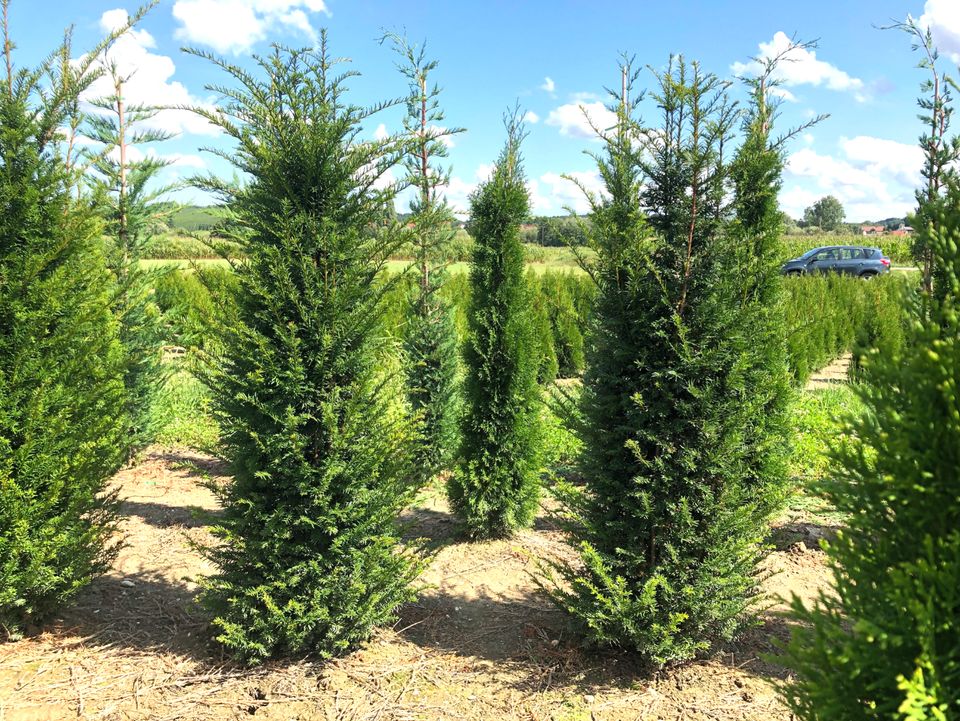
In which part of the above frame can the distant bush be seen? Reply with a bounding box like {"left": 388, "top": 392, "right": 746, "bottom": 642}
{"left": 143, "top": 233, "right": 244, "bottom": 260}
{"left": 783, "top": 274, "right": 912, "bottom": 385}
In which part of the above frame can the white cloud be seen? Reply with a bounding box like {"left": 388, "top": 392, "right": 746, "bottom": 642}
{"left": 538, "top": 170, "right": 605, "bottom": 214}
{"left": 373, "top": 123, "right": 389, "bottom": 141}
{"left": 172, "top": 0, "right": 330, "bottom": 54}
{"left": 81, "top": 10, "right": 218, "bottom": 137}
{"left": 782, "top": 136, "right": 923, "bottom": 221}
{"left": 474, "top": 164, "right": 495, "bottom": 182}
{"left": 732, "top": 31, "right": 867, "bottom": 101}
{"left": 920, "top": 0, "right": 960, "bottom": 62}
{"left": 541, "top": 76, "right": 556, "bottom": 93}
{"left": 545, "top": 100, "right": 617, "bottom": 140}
{"left": 770, "top": 86, "right": 797, "bottom": 103}
{"left": 839, "top": 136, "right": 924, "bottom": 188}
{"left": 441, "top": 175, "right": 476, "bottom": 215}
{"left": 803, "top": 133, "right": 815, "bottom": 145}
{"left": 162, "top": 151, "right": 207, "bottom": 168}
{"left": 523, "top": 110, "right": 540, "bottom": 124}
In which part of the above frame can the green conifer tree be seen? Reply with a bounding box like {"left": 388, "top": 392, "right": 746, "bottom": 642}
{"left": 188, "top": 38, "right": 425, "bottom": 663}
{"left": 0, "top": 5, "right": 130, "bottom": 636}
{"left": 85, "top": 59, "right": 175, "bottom": 457}
{"left": 542, "top": 54, "right": 795, "bottom": 665}
{"left": 781, "top": 42, "right": 960, "bottom": 721}
{"left": 382, "top": 33, "right": 464, "bottom": 481}
{"left": 448, "top": 111, "right": 543, "bottom": 539}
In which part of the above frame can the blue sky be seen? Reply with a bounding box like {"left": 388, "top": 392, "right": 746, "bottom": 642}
{"left": 10, "top": 0, "right": 960, "bottom": 221}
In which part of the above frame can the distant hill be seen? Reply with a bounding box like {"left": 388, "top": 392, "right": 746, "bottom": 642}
{"left": 170, "top": 205, "right": 219, "bottom": 231}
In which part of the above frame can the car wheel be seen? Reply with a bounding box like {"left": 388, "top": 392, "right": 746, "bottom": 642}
{"left": 860, "top": 271, "right": 877, "bottom": 280}
{"left": 786, "top": 269, "right": 802, "bottom": 277}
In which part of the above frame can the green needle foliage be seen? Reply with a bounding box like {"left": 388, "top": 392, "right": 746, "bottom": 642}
{"left": 542, "top": 54, "right": 796, "bottom": 665}
{"left": 383, "top": 32, "right": 464, "bottom": 482}
{"left": 0, "top": 8, "right": 130, "bottom": 636}
{"left": 889, "top": 18, "right": 960, "bottom": 296}
{"left": 780, "top": 75, "right": 960, "bottom": 721}
{"left": 448, "top": 111, "right": 543, "bottom": 539}
{"left": 85, "top": 60, "right": 175, "bottom": 458}
{"left": 188, "top": 38, "right": 425, "bottom": 664}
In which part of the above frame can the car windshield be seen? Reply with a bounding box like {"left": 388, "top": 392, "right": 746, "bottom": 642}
{"left": 799, "top": 248, "right": 823, "bottom": 259}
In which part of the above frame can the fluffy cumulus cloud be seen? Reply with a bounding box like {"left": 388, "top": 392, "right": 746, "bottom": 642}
{"left": 523, "top": 110, "right": 540, "bottom": 124}
{"left": 782, "top": 136, "right": 923, "bottom": 221}
{"left": 172, "top": 0, "right": 330, "bottom": 54}
{"left": 540, "top": 77, "right": 556, "bottom": 94}
{"left": 81, "top": 10, "right": 218, "bottom": 137}
{"left": 920, "top": 0, "right": 960, "bottom": 62}
{"left": 545, "top": 100, "right": 617, "bottom": 140}
{"left": 732, "top": 31, "right": 866, "bottom": 101}
{"left": 537, "top": 171, "right": 605, "bottom": 214}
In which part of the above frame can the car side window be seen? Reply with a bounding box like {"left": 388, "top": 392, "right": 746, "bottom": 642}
{"left": 848, "top": 248, "right": 865, "bottom": 260}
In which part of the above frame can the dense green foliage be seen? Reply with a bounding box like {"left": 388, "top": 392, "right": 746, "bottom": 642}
{"left": 0, "top": 26, "right": 128, "bottom": 636}
{"left": 448, "top": 115, "right": 544, "bottom": 539}
{"left": 191, "top": 41, "right": 425, "bottom": 663}
{"left": 784, "top": 274, "right": 911, "bottom": 384}
{"left": 542, "top": 57, "right": 795, "bottom": 666}
{"left": 781, "top": 174, "right": 960, "bottom": 720}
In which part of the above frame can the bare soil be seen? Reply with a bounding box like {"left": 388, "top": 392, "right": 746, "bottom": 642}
{"left": 0, "top": 449, "right": 834, "bottom": 721}
{"left": 804, "top": 353, "right": 851, "bottom": 391}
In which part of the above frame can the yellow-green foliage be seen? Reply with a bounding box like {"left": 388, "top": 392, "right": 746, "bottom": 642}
{"left": 783, "top": 274, "right": 912, "bottom": 384}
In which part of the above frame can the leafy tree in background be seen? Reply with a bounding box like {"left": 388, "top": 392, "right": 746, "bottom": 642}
{"left": 85, "top": 54, "right": 174, "bottom": 458}
{"left": 543, "top": 51, "right": 797, "bottom": 665}
{"left": 448, "top": 111, "right": 543, "bottom": 539}
{"left": 802, "top": 195, "right": 845, "bottom": 232}
{"left": 190, "top": 38, "right": 425, "bottom": 663}
{"left": 382, "top": 32, "right": 463, "bottom": 482}
{"left": 0, "top": 3, "right": 131, "bottom": 636}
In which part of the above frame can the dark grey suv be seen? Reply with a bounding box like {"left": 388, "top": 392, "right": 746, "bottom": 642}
{"left": 781, "top": 245, "right": 891, "bottom": 278}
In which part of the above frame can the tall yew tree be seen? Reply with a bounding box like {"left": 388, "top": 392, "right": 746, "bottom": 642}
{"left": 383, "top": 32, "right": 463, "bottom": 481}
{"left": 448, "top": 112, "right": 543, "bottom": 539}
{"left": 781, "top": 35, "right": 960, "bottom": 720}
{"left": 190, "top": 39, "right": 424, "bottom": 663}
{"left": 544, "top": 55, "right": 794, "bottom": 665}
{"left": 0, "top": 5, "right": 129, "bottom": 635}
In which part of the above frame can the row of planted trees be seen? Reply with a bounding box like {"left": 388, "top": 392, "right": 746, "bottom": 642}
{"left": 1, "top": 8, "right": 958, "bottom": 717}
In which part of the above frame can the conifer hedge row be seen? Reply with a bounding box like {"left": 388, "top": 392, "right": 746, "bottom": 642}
{"left": 784, "top": 274, "right": 911, "bottom": 384}
{"left": 159, "top": 265, "right": 907, "bottom": 389}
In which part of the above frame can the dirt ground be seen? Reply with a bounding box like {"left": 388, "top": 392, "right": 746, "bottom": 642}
{"left": 0, "top": 449, "right": 835, "bottom": 721}
{"left": 804, "top": 353, "right": 851, "bottom": 391}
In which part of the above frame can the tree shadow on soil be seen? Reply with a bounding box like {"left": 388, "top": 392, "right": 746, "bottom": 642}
{"left": 767, "top": 519, "right": 841, "bottom": 551}
{"left": 50, "top": 570, "right": 226, "bottom": 663}
{"left": 119, "top": 499, "right": 219, "bottom": 529}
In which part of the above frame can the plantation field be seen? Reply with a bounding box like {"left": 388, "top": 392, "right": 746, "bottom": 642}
{"left": 0, "top": 368, "right": 857, "bottom": 721}
{"left": 145, "top": 231, "right": 917, "bottom": 268}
